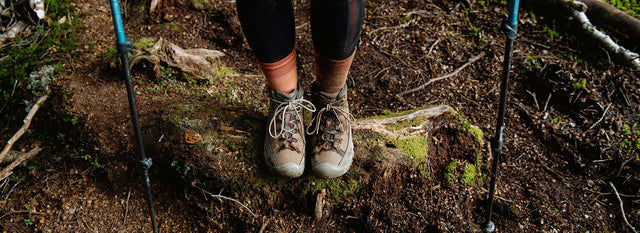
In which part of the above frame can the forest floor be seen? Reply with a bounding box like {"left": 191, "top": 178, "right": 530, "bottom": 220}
{"left": 1, "top": 0, "right": 639, "bottom": 232}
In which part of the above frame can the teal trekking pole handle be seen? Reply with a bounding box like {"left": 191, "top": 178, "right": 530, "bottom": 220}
{"left": 107, "top": 1, "right": 159, "bottom": 232}
{"left": 483, "top": 0, "right": 519, "bottom": 232}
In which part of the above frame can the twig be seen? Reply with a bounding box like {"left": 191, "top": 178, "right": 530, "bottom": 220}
{"left": 192, "top": 184, "right": 256, "bottom": 218}
{"left": 0, "top": 210, "right": 45, "bottom": 220}
{"left": 150, "top": 0, "right": 161, "bottom": 12}
{"left": 0, "top": 94, "right": 48, "bottom": 162}
{"left": 537, "top": 160, "right": 567, "bottom": 182}
{"left": 123, "top": 188, "right": 131, "bottom": 225}
{"left": 617, "top": 154, "right": 635, "bottom": 176}
{"left": 584, "top": 188, "right": 640, "bottom": 198}
{"left": 526, "top": 90, "right": 540, "bottom": 110}
{"left": 258, "top": 219, "right": 269, "bottom": 233}
{"left": 399, "top": 52, "right": 485, "bottom": 96}
{"left": 0, "top": 147, "right": 42, "bottom": 181}
{"left": 609, "top": 182, "right": 638, "bottom": 233}
{"left": 369, "top": 21, "right": 411, "bottom": 34}
{"left": 587, "top": 103, "right": 611, "bottom": 131}
{"left": 543, "top": 93, "right": 552, "bottom": 112}
{"left": 426, "top": 38, "right": 441, "bottom": 58}
{"left": 315, "top": 189, "right": 326, "bottom": 220}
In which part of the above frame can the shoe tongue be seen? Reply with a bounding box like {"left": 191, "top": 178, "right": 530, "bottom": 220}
{"left": 318, "top": 86, "right": 346, "bottom": 102}
{"left": 275, "top": 88, "right": 300, "bottom": 101}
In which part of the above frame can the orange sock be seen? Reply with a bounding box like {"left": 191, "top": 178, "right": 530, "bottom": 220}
{"left": 258, "top": 50, "right": 298, "bottom": 94}
{"left": 314, "top": 50, "right": 355, "bottom": 93}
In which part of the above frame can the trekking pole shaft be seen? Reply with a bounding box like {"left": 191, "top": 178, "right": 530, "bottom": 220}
{"left": 484, "top": 1, "right": 519, "bottom": 232}
{"left": 108, "top": 0, "right": 126, "bottom": 44}
{"left": 108, "top": 0, "right": 159, "bottom": 232}
{"left": 120, "top": 53, "right": 160, "bottom": 233}
{"left": 486, "top": 36, "right": 514, "bottom": 225}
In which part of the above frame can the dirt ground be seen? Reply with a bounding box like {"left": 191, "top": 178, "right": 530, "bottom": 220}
{"left": 1, "top": 0, "right": 639, "bottom": 232}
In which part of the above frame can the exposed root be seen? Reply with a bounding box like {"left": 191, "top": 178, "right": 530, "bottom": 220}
{"left": 353, "top": 105, "right": 452, "bottom": 138}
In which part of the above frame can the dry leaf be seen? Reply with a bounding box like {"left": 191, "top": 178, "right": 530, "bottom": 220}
{"left": 185, "top": 133, "right": 202, "bottom": 144}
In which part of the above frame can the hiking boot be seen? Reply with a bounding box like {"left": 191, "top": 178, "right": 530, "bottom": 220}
{"left": 264, "top": 87, "right": 315, "bottom": 178}
{"left": 307, "top": 85, "right": 355, "bottom": 178}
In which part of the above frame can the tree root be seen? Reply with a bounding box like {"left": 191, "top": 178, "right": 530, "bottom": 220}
{"left": 353, "top": 105, "right": 453, "bottom": 138}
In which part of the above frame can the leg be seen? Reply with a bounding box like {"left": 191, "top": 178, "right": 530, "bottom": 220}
{"left": 311, "top": 0, "right": 364, "bottom": 93}
{"left": 236, "top": 0, "right": 297, "bottom": 93}
{"left": 308, "top": 0, "right": 363, "bottom": 178}
{"left": 237, "top": 0, "right": 311, "bottom": 178}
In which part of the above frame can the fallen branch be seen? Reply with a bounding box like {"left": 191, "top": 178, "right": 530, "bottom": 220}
{"left": 609, "top": 182, "right": 638, "bottom": 233}
{"left": 399, "top": 52, "right": 485, "bottom": 96}
{"left": 0, "top": 21, "right": 27, "bottom": 47}
{"left": 354, "top": 105, "right": 452, "bottom": 138}
{"left": 192, "top": 184, "right": 257, "bottom": 218}
{"left": 0, "top": 147, "right": 41, "bottom": 181}
{"left": 577, "top": 0, "right": 640, "bottom": 42}
{"left": 559, "top": 0, "right": 640, "bottom": 70}
{"left": 129, "top": 38, "right": 225, "bottom": 81}
{"left": 0, "top": 94, "right": 48, "bottom": 162}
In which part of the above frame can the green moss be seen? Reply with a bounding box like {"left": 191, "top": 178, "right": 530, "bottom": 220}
{"left": 444, "top": 159, "right": 458, "bottom": 182}
{"left": 0, "top": 0, "right": 75, "bottom": 105}
{"left": 572, "top": 78, "right": 587, "bottom": 89}
{"left": 604, "top": 0, "right": 640, "bottom": 19}
{"left": 103, "top": 47, "right": 118, "bottom": 64}
{"left": 133, "top": 37, "right": 157, "bottom": 50}
{"left": 475, "top": 154, "right": 483, "bottom": 168}
{"left": 301, "top": 169, "right": 361, "bottom": 200}
{"left": 468, "top": 125, "right": 485, "bottom": 145}
{"left": 192, "top": 0, "right": 211, "bottom": 10}
{"left": 387, "top": 115, "right": 428, "bottom": 131}
{"left": 390, "top": 136, "right": 431, "bottom": 178}
{"left": 391, "top": 136, "right": 429, "bottom": 160}
{"left": 162, "top": 21, "right": 182, "bottom": 32}
{"left": 363, "top": 108, "right": 422, "bottom": 120}
{"left": 216, "top": 66, "right": 237, "bottom": 78}
{"left": 462, "top": 163, "right": 477, "bottom": 186}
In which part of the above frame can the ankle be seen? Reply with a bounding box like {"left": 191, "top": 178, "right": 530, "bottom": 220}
{"left": 314, "top": 50, "right": 355, "bottom": 93}
{"left": 259, "top": 50, "right": 298, "bottom": 93}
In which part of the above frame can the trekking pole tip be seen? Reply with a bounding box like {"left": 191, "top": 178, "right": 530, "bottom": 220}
{"left": 482, "top": 221, "right": 495, "bottom": 232}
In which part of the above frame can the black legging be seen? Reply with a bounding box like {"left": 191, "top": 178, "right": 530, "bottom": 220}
{"left": 236, "top": 0, "right": 364, "bottom": 63}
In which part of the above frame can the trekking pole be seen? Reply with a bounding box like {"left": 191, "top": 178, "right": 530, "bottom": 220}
{"left": 483, "top": 0, "right": 520, "bottom": 232}
{"left": 107, "top": 1, "right": 159, "bottom": 232}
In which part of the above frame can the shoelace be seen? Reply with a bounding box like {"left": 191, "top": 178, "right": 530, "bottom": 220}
{"left": 306, "top": 98, "right": 356, "bottom": 143}
{"left": 268, "top": 98, "right": 316, "bottom": 139}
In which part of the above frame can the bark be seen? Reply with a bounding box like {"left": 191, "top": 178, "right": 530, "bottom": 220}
{"left": 577, "top": 0, "right": 640, "bottom": 43}
{"left": 559, "top": 0, "right": 640, "bottom": 70}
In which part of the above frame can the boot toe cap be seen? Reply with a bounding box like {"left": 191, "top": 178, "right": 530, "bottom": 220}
{"left": 313, "top": 162, "right": 348, "bottom": 179}
{"left": 273, "top": 162, "right": 304, "bottom": 178}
